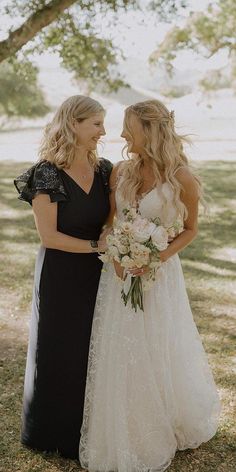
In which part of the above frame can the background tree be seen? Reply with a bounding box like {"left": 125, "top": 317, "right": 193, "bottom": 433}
{"left": 0, "top": 0, "right": 189, "bottom": 119}
{"left": 0, "top": 57, "right": 50, "bottom": 118}
{"left": 150, "top": 0, "right": 236, "bottom": 90}
{"left": 0, "top": 0, "right": 136, "bottom": 119}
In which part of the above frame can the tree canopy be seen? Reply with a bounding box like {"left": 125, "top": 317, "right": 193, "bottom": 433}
{"left": 0, "top": 0, "right": 187, "bottom": 118}
{"left": 0, "top": 57, "right": 50, "bottom": 118}
{"left": 150, "top": 0, "right": 236, "bottom": 88}
{"left": 0, "top": 0, "right": 136, "bottom": 95}
{"left": 0, "top": 0, "right": 136, "bottom": 118}
{"left": 2, "top": 0, "right": 234, "bottom": 117}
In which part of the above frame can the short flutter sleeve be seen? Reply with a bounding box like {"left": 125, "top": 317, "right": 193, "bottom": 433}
{"left": 14, "top": 160, "right": 68, "bottom": 205}
{"left": 99, "top": 158, "right": 113, "bottom": 194}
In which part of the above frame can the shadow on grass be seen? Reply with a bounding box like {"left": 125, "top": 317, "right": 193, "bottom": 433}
{"left": 1, "top": 334, "right": 235, "bottom": 472}
{"left": 182, "top": 160, "right": 236, "bottom": 265}
{"left": 0, "top": 162, "right": 38, "bottom": 246}
{"left": 1, "top": 160, "right": 236, "bottom": 471}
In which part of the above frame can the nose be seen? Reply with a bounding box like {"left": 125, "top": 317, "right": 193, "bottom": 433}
{"left": 121, "top": 130, "right": 126, "bottom": 139}
{"left": 101, "top": 125, "right": 106, "bottom": 136}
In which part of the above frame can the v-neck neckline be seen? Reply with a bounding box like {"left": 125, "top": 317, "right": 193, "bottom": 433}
{"left": 61, "top": 169, "right": 96, "bottom": 196}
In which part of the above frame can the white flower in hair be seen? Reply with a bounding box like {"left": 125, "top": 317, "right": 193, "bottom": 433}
{"left": 169, "top": 110, "right": 175, "bottom": 124}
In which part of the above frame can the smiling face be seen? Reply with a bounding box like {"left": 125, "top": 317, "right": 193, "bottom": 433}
{"left": 74, "top": 112, "right": 106, "bottom": 150}
{"left": 121, "top": 112, "right": 146, "bottom": 154}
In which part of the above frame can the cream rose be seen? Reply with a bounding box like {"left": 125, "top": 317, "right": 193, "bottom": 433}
{"left": 131, "top": 217, "right": 156, "bottom": 243}
{"left": 121, "top": 255, "right": 136, "bottom": 269}
{"left": 151, "top": 226, "right": 168, "bottom": 251}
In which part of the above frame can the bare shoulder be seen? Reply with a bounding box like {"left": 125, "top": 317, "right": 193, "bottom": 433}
{"left": 175, "top": 167, "right": 199, "bottom": 198}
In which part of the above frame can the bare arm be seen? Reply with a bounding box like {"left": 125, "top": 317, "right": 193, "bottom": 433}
{"left": 160, "top": 168, "right": 199, "bottom": 262}
{"left": 32, "top": 194, "right": 105, "bottom": 253}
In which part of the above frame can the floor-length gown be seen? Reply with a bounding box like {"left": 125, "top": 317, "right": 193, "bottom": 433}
{"left": 14, "top": 158, "right": 112, "bottom": 459}
{"left": 80, "top": 182, "right": 221, "bottom": 471}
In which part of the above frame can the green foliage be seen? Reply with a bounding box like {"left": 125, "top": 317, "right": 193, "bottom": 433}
{"left": 160, "top": 84, "right": 191, "bottom": 98}
{"left": 0, "top": 57, "right": 50, "bottom": 118}
{"left": 37, "top": 13, "right": 127, "bottom": 92}
{"left": 0, "top": 0, "right": 191, "bottom": 119}
{"left": 200, "top": 70, "right": 231, "bottom": 92}
{"left": 148, "top": 0, "right": 188, "bottom": 21}
{"left": 150, "top": 0, "right": 236, "bottom": 87}
{"left": 0, "top": 0, "right": 138, "bottom": 102}
{"left": 3, "top": 0, "right": 49, "bottom": 16}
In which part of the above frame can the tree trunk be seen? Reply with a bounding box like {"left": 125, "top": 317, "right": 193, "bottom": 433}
{"left": 0, "top": 0, "right": 77, "bottom": 63}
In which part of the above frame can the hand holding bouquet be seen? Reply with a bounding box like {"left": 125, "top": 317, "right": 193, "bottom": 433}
{"left": 99, "top": 208, "right": 181, "bottom": 312}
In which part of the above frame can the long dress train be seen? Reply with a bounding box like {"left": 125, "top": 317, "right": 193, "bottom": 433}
{"left": 80, "top": 182, "right": 221, "bottom": 471}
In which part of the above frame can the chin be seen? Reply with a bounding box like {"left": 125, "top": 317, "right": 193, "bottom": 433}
{"left": 89, "top": 144, "right": 97, "bottom": 151}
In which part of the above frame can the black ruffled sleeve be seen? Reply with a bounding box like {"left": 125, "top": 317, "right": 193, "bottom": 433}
{"left": 14, "top": 160, "right": 68, "bottom": 205}
{"left": 99, "top": 158, "right": 113, "bottom": 194}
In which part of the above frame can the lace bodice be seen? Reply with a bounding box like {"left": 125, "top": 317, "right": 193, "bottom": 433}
{"left": 116, "top": 182, "right": 179, "bottom": 227}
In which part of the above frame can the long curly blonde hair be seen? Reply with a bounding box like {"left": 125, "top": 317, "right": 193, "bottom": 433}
{"left": 118, "top": 99, "right": 203, "bottom": 219}
{"left": 39, "top": 95, "right": 105, "bottom": 169}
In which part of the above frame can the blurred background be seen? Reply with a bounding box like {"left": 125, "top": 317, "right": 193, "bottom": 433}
{"left": 0, "top": 2, "right": 235, "bottom": 472}
{"left": 0, "top": 0, "right": 235, "bottom": 164}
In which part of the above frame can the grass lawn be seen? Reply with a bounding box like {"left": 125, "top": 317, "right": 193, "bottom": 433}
{"left": 0, "top": 160, "right": 235, "bottom": 472}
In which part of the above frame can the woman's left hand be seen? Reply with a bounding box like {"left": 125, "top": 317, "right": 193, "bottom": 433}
{"left": 127, "top": 266, "right": 149, "bottom": 277}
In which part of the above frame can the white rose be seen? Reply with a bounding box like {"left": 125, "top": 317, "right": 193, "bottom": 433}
{"left": 117, "top": 242, "right": 129, "bottom": 254}
{"left": 130, "top": 242, "right": 151, "bottom": 267}
{"left": 130, "top": 242, "right": 150, "bottom": 255}
{"left": 121, "top": 255, "right": 135, "bottom": 269}
{"left": 106, "top": 234, "right": 116, "bottom": 245}
{"left": 131, "top": 217, "right": 156, "bottom": 242}
{"left": 130, "top": 243, "right": 151, "bottom": 258}
{"left": 119, "top": 234, "right": 130, "bottom": 246}
{"left": 120, "top": 222, "right": 133, "bottom": 234}
{"left": 108, "top": 245, "right": 120, "bottom": 258}
{"left": 134, "top": 255, "right": 150, "bottom": 268}
{"left": 151, "top": 226, "right": 168, "bottom": 250}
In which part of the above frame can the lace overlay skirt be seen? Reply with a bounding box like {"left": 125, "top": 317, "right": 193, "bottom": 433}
{"left": 80, "top": 255, "right": 220, "bottom": 472}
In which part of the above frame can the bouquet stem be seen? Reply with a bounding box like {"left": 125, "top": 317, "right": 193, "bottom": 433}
{"left": 121, "top": 276, "right": 144, "bottom": 312}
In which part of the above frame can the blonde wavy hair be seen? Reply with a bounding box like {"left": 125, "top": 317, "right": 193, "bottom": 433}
{"left": 118, "top": 99, "right": 203, "bottom": 219}
{"left": 39, "top": 95, "right": 105, "bottom": 169}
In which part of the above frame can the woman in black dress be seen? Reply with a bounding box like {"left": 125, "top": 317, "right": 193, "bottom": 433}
{"left": 14, "top": 95, "right": 112, "bottom": 459}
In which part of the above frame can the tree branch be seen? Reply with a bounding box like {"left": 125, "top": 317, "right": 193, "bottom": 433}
{"left": 0, "top": 0, "right": 77, "bottom": 63}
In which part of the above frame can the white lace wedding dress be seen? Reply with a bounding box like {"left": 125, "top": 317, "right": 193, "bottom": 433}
{"left": 79, "top": 183, "right": 221, "bottom": 472}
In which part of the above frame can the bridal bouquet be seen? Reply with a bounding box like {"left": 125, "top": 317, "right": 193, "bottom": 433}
{"left": 99, "top": 208, "right": 181, "bottom": 312}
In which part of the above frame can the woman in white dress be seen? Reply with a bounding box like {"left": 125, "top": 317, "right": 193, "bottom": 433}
{"left": 79, "top": 99, "right": 221, "bottom": 472}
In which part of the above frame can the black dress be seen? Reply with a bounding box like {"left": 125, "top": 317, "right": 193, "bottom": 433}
{"left": 14, "top": 159, "right": 112, "bottom": 459}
